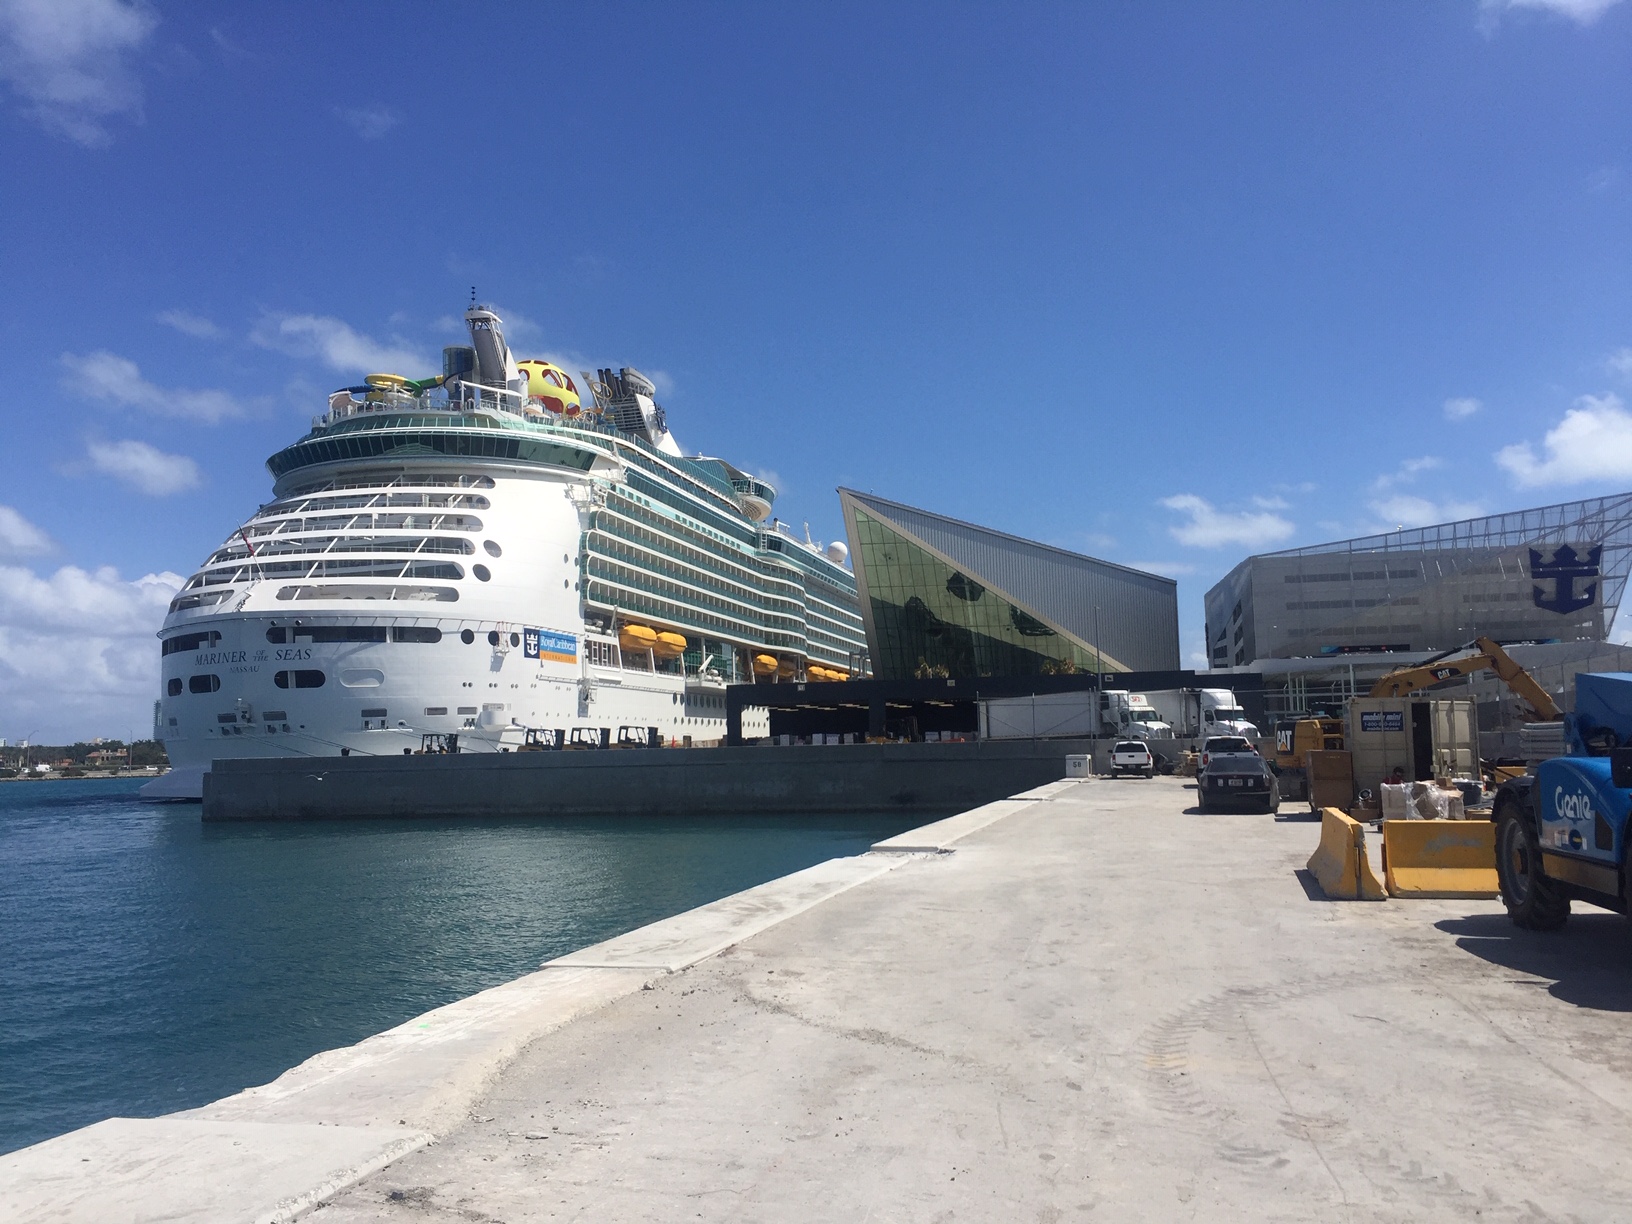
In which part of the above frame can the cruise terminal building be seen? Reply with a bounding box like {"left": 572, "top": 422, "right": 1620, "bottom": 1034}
{"left": 1204, "top": 492, "right": 1632, "bottom": 729}
{"left": 838, "top": 489, "right": 1181, "bottom": 680}
{"left": 725, "top": 491, "right": 1196, "bottom": 743}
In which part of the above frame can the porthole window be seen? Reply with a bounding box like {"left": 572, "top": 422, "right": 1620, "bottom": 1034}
{"left": 188, "top": 674, "right": 221, "bottom": 694}
{"left": 483, "top": 541, "right": 502, "bottom": 557}
{"left": 564, "top": 579, "right": 570, "bottom": 589}
{"left": 488, "top": 630, "right": 500, "bottom": 646}
{"left": 473, "top": 564, "right": 491, "bottom": 581}
{"left": 509, "top": 632, "right": 520, "bottom": 648}
{"left": 167, "top": 678, "right": 183, "bottom": 696}
{"left": 274, "top": 669, "right": 326, "bottom": 689}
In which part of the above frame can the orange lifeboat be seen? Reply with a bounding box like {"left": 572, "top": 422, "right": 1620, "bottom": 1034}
{"left": 752, "top": 653, "right": 778, "bottom": 676}
{"left": 653, "top": 631, "right": 687, "bottom": 659}
{"left": 619, "top": 624, "right": 657, "bottom": 653}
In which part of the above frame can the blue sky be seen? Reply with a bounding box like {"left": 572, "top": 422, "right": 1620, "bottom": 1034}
{"left": 1, "top": 0, "right": 1630, "bottom": 741}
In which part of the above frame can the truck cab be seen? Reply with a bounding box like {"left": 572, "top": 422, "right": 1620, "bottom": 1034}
{"left": 1100, "top": 690, "right": 1172, "bottom": 740}
{"left": 1198, "top": 688, "right": 1258, "bottom": 738}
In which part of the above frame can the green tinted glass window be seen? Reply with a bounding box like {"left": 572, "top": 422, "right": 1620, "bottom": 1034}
{"left": 853, "top": 509, "right": 1116, "bottom": 680}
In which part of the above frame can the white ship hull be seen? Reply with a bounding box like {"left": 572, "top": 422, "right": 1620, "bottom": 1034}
{"left": 148, "top": 307, "right": 857, "bottom": 801}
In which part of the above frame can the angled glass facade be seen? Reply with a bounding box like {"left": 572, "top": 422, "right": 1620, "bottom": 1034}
{"left": 840, "top": 490, "right": 1180, "bottom": 680}
{"left": 1207, "top": 494, "right": 1632, "bottom": 665}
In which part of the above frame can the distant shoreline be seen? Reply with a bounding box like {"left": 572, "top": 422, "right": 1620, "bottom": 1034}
{"left": 0, "top": 770, "right": 164, "bottom": 783}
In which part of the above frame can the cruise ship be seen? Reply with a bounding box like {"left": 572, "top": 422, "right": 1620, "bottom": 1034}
{"left": 145, "top": 305, "right": 868, "bottom": 799}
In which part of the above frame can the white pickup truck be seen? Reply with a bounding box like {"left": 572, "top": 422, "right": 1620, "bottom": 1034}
{"left": 1110, "top": 740, "right": 1155, "bottom": 778}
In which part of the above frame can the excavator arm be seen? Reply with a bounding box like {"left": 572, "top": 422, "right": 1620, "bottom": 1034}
{"left": 1368, "top": 636, "right": 1560, "bottom": 721}
{"left": 1369, "top": 656, "right": 1492, "bottom": 699}
{"left": 1472, "top": 636, "right": 1561, "bottom": 722}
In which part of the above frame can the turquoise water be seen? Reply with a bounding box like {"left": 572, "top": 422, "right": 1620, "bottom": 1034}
{"left": 0, "top": 778, "right": 918, "bottom": 1155}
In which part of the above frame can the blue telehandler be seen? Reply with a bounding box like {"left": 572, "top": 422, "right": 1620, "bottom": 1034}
{"left": 1495, "top": 672, "right": 1632, "bottom": 929}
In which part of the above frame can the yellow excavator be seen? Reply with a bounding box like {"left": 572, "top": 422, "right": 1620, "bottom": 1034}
{"left": 1273, "top": 638, "right": 1560, "bottom": 801}
{"left": 1368, "top": 636, "right": 1561, "bottom": 721}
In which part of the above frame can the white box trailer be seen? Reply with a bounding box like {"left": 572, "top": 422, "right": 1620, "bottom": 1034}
{"left": 980, "top": 692, "right": 1101, "bottom": 740}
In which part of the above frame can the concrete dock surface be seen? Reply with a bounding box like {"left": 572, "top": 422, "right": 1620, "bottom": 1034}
{"left": 11, "top": 776, "right": 1632, "bottom": 1221}
{"left": 307, "top": 776, "right": 1632, "bottom": 1223}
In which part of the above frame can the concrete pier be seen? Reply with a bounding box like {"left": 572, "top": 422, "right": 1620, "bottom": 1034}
{"left": 10, "top": 776, "right": 1632, "bottom": 1221}
{"left": 201, "top": 739, "right": 1094, "bottom": 821}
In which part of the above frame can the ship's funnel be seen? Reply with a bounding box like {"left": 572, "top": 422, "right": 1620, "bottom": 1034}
{"left": 464, "top": 307, "right": 520, "bottom": 389}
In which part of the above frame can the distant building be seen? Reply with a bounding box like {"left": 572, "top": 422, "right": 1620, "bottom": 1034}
{"left": 1204, "top": 493, "right": 1632, "bottom": 729}
{"left": 1206, "top": 494, "right": 1632, "bottom": 667}
{"left": 838, "top": 489, "right": 1180, "bottom": 680}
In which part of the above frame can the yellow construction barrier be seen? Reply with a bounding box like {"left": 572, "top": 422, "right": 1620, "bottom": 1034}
{"left": 1380, "top": 820, "right": 1499, "bottom": 899}
{"left": 1307, "top": 807, "right": 1387, "bottom": 901}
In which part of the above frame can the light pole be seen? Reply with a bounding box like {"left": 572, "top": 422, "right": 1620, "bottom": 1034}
{"left": 1093, "top": 605, "right": 1102, "bottom": 693}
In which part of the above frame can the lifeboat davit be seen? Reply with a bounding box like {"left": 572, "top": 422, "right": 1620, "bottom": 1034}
{"left": 752, "top": 653, "right": 778, "bottom": 676}
{"left": 619, "top": 624, "right": 657, "bottom": 652}
{"left": 653, "top": 631, "right": 687, "bottom": 659}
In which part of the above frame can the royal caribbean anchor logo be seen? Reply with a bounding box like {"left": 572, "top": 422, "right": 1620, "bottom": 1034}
{"left": 1529, "top": 543, "right": 1600, "bottom": 615}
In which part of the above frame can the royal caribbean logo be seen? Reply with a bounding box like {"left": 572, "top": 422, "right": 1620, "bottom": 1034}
{"left": 1529, "top": 543, "right": 1600, "bottom": 615}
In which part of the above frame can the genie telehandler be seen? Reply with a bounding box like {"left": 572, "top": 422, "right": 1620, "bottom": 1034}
{"left": 1494, "top": 672, "right": 1632, "bottom": 929}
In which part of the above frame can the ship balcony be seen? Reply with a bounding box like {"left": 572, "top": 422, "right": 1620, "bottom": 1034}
{"left": 730, "top": 476, "right": 777, "bottom": 523}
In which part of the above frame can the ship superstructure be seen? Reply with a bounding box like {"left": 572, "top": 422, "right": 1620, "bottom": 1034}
{"left": 148, "top": 305, "right": 867, "bottom": 797}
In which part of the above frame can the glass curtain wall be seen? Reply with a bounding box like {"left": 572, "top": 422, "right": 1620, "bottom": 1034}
{"left": 852, "top": 509, "right": 1114, "bottom": 679}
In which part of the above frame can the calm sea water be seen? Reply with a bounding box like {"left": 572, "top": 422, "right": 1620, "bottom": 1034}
{"left": 0, "top": 778, "right": 919, "bottom": 1155}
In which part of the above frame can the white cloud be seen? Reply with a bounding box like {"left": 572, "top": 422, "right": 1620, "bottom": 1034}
{"left": 1368, "top": 494, "right": 1485, "bottom": 530}
{"left": 1373, "top": 455, "right": 1443, "bottom": 491}
{"left": 336, "top": 103, "right": 398, "bottom": 139}
{"left": 0, "top": 0, "right": 156, "bottom": 147}
{"left": 1608, "top": 348, "right": 1632, "bottom": 380}
{"left": 251, "top": 314, "right": 431, "bottom": 377}
{"left": 1444, "top": 396, "right": 1481, "bottom": 420}
{"left": 1126, "top": 560, "right": 1197, "bottom": 578}
{"left": 61, "top": 350, "right": 247, "bottom": 423}
{"left": 1496, "top": 393, "right": 1632, "bottom": 487}
{"left": 490, "top": 305, "right": 544, "bottom": 340}
{"left": 0, "top": 563, "right": 183, "bottom": 741}
{"left": 0, "top": 505, "right": 54, "bottom": 559}
{"left": 86, "top": 438, "right": 200, "bottom": 496}
{"left": 1251, "top": 494, "right": 1289, "bottom": 510}
{"left": 156, "top": 309, "right": 223, "bottom": 339}
{"left": 1160, "top": 494, "right": 1295, "bottom": 549}
{"left": 1483, "top": 0, "right": 1624, "bottom": 23}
